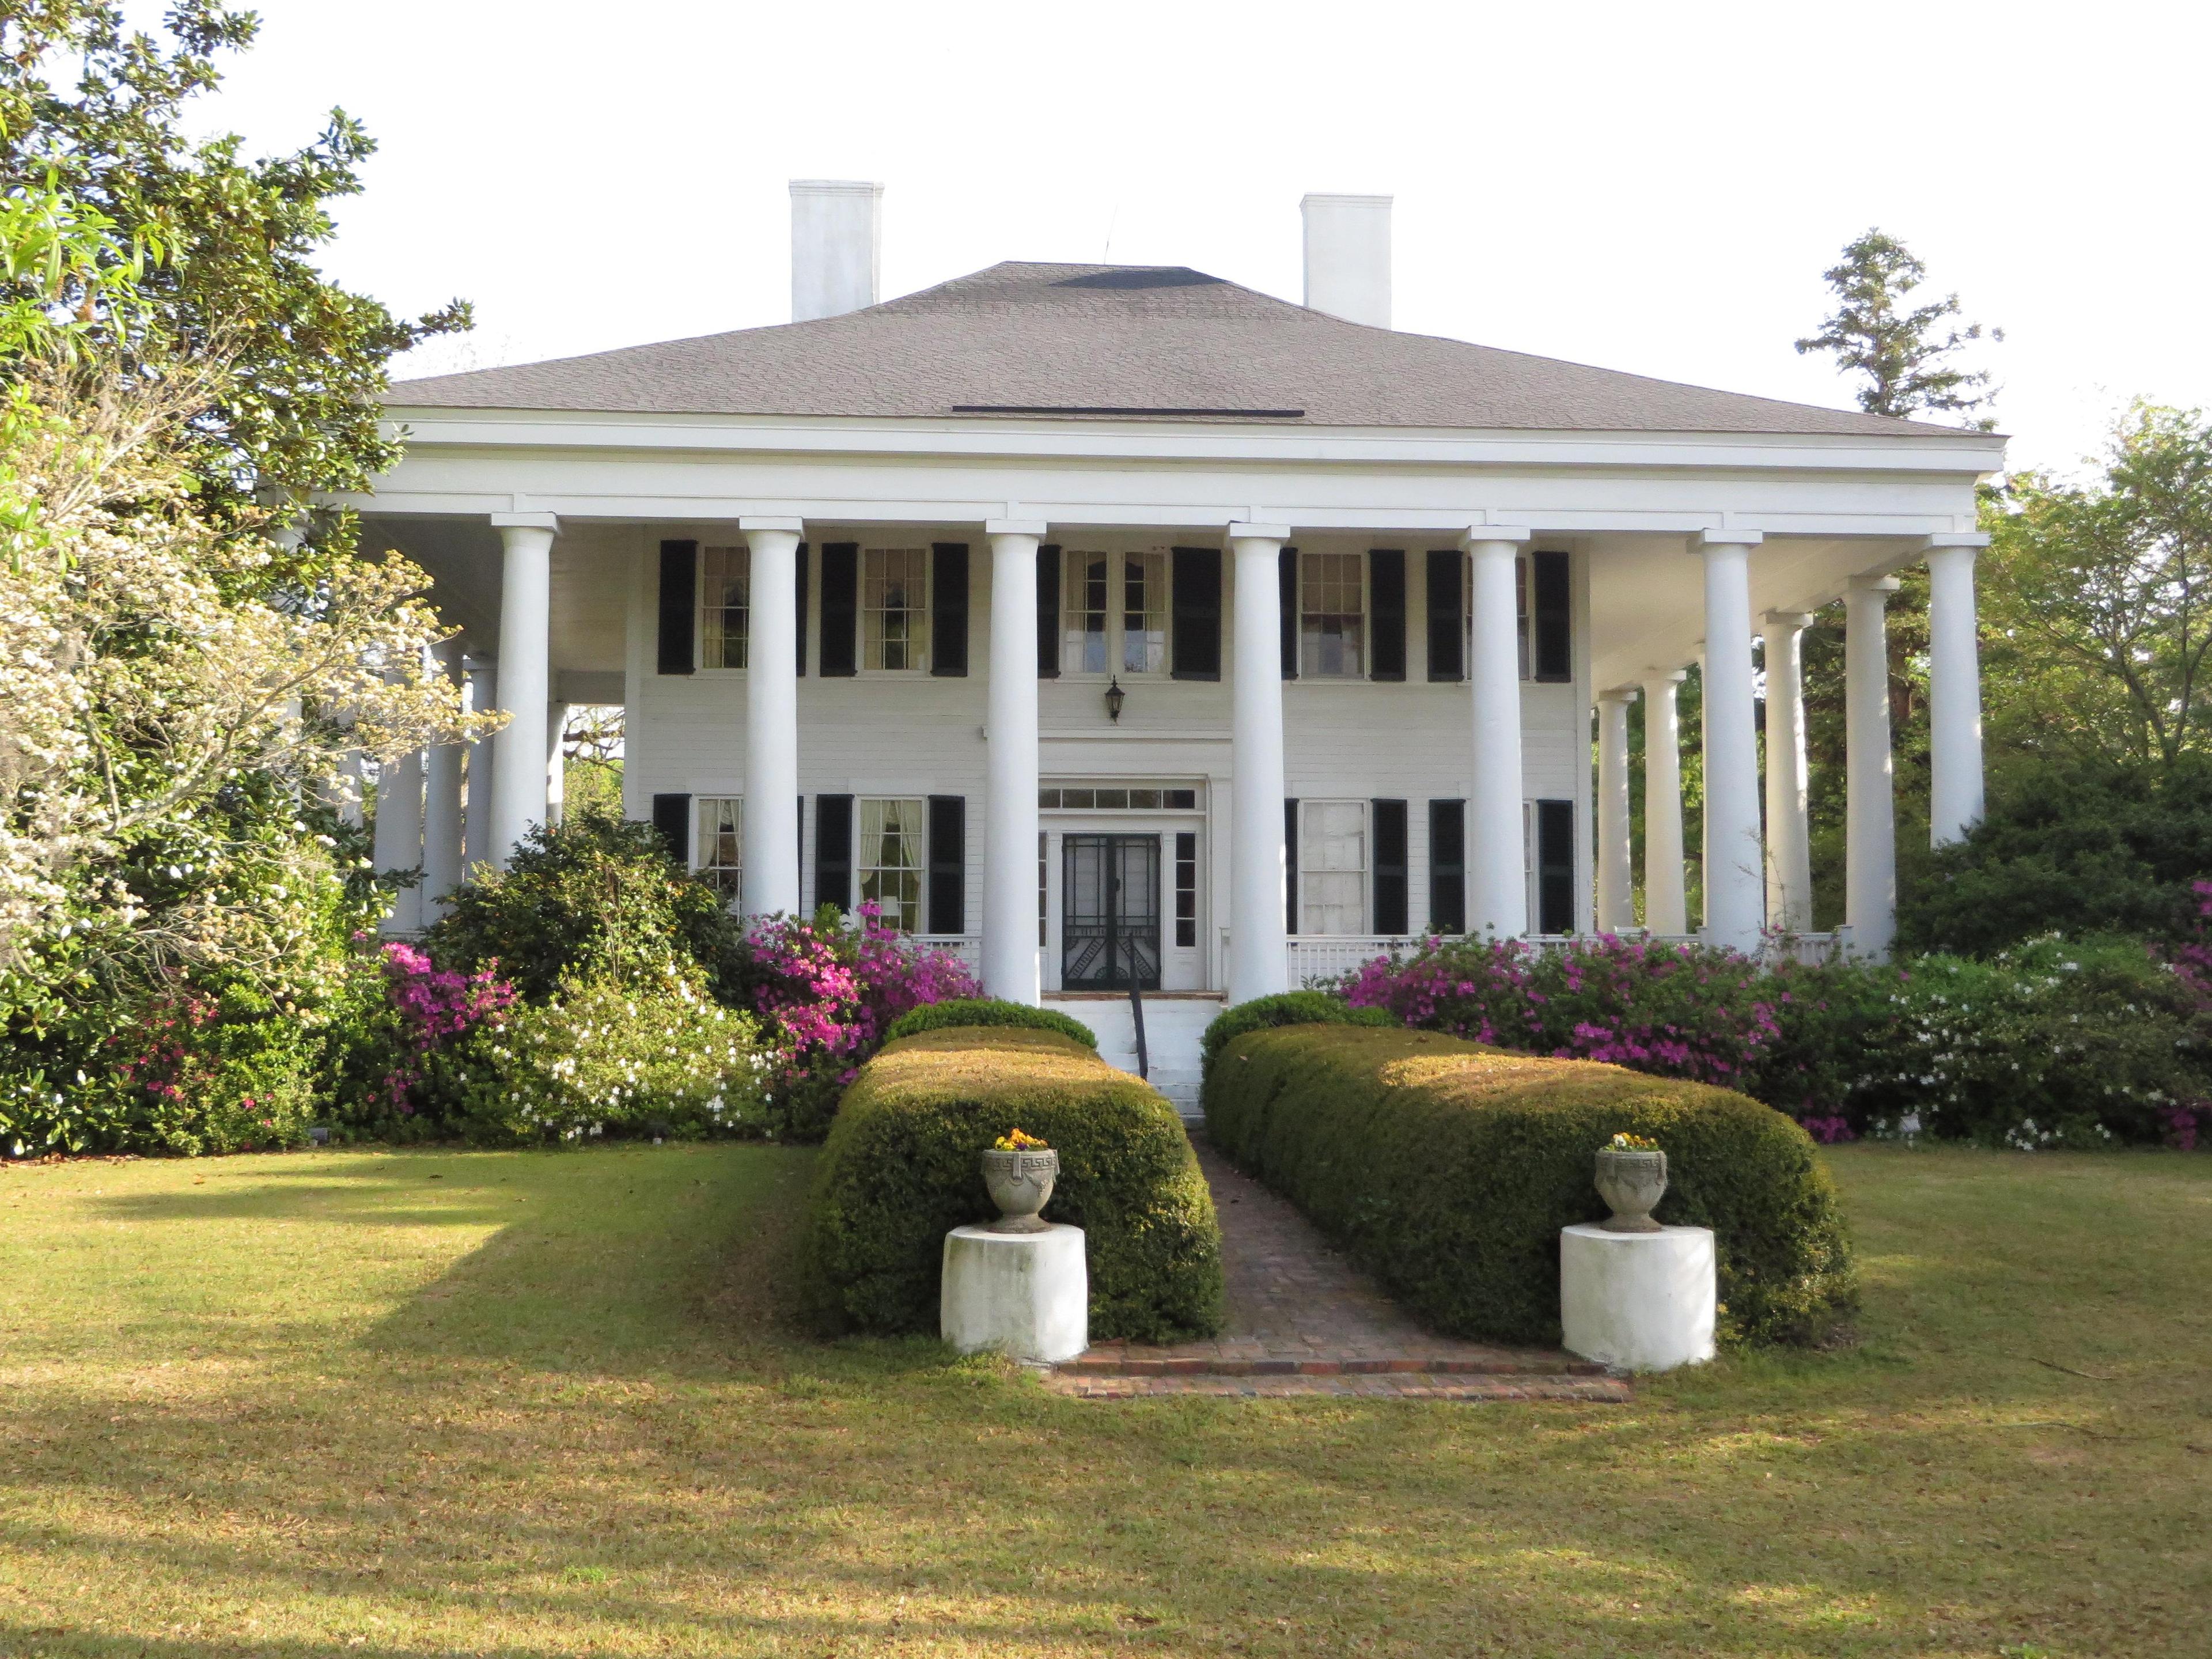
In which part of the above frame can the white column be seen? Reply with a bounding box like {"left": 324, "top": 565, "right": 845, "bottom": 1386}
{"left": 1228, "top": 522, "right": 1291, "bottom": 1004}
{"left": 1595, "top": 688, "right": 1638, "bottom": 933}
{"left": 461, "top": 658, "right": 496, "bottom": 873}
{"left": 1695, "top": 530, "right": 1766, "bottom": 953}
{"left": 1926, "top": 533, "right": 1989, "bottom": 846}
{"left": 543, "top": 702, "right": 569, "bottom": 829}
{"left": 372, "top": 747, "right": 424, "bottom": 936}
{"left": 1639, "top": 669, "right": 1688, "bottom": 934}
{"left": 421, "top": 640, "right": 466, "bottom": 915}
{"left": 1761, "top": 611, "right": 1815, "bottom": 933}
{"left": 984, "top": 519, "right": 1046, "bottom": 1003}
{"left": 1844, "top": 574, "right": 1900, "bottom": 957}
{"left": 486, "top": 514, "right": 556, "bottom": 866}
{"left": 1467, "top": 528, "right": 1534, "bottom": 937}
{"left": 739, "top": 517, "right": 804, "bottom": 918}
{"left": 335, "top": 749, "right": 366, "bottom": 830}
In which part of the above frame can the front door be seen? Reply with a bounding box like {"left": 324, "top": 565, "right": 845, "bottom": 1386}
{"left": 1061, "top": 834, "right": 1162, "bottom": 990}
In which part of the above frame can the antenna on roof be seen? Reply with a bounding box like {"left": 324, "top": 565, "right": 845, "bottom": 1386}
{"left": 1103, "top": 201, "right": 1119, "bottom": 264}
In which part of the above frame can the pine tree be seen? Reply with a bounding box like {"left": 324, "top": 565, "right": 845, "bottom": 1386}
{"left": 1795, "top": 229, "right": 2001, "bottom": 428}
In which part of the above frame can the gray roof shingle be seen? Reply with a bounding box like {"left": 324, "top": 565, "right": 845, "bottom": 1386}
{"left": 388, "top": 262, "right": 1978, "bottom": 438}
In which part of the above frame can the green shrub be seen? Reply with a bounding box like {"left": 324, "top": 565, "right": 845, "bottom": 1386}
{"left": 427, "top": 806, "right": 736, "bottom": 1001}
{"left": 804, "top": 1027, "right": 1222, "bottom": 1342}
{"left": 437, "top": 961, "right": 770, "bottom": 1146}
{"left": 1198, "top": 990, "right": 1392, "bottom": 1074}
{"left": 1205, "top": 1022, "right": 1855, "bottom": 1349}
{"left": 881, "top": 997, "right": 1098, "bottom": 1048}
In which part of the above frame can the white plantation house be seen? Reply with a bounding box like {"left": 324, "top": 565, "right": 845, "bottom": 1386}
{"left": 350, "top": 183, "right": 2005, "bottom": 1043}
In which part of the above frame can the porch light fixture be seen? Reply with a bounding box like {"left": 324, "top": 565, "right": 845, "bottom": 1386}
{"left": 1104, "top": 676, "right": 1126, "bottom": 724}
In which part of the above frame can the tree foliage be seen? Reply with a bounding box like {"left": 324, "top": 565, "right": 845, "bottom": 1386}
{"left": 1794, "top": 228, "right": 1999, "bottom": 427}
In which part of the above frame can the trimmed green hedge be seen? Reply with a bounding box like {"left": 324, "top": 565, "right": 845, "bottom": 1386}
{"left": 1198, "top": 990, "right": 1392, "bottom": 1073}
{"left": 804, "top": 1028, "right": 1223, "bottom": 1341}
{"left": 881, "top": 997, "right": 1098, "bottom": 1048}
{"left": 1205, "top": 1022, "right": 1855, "bottom": 1347}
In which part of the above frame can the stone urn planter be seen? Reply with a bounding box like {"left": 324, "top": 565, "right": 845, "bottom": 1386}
{"left": 1594, "top": 1142, "right": 1668, "bottom": 1233}
{"left": 980, "top": 1145, "right": 1060, "bottom": 1233}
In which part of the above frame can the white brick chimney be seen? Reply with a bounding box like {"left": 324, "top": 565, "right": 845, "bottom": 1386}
{"left": 789, "top": 180, "right": 883, "bottom": 323}
{"left": 1300, "top": 192, "right": 1392, "bottom": 329}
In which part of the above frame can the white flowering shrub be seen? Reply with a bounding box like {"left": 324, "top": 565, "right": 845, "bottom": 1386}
{"left": 439, "top": 960, "right": 772, "bottom": 1146}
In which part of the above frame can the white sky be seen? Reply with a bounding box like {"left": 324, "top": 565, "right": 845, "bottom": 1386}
{"left": 151, "top": 0, "right": 2209, "bottom": 474}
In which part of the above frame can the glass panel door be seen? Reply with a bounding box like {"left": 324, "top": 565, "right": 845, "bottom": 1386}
{"left": 1060, "top": 834, "right": 1162, "bottom": 989}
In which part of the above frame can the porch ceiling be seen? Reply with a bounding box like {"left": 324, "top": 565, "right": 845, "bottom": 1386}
{"left": 370, "top": 517, "right": 628, "bottom": 678}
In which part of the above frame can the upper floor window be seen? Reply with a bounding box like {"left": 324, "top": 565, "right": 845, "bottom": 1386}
{"left": 1122, "top": 550, "right": 1168, "bottom": 673}
{"left": 1062, "top": 550, "right": 1171, "bottom": 675}
{"left": 1300, "top": 551, "right": 1366, "bottom": 678}
{"left": 696, "top": 796, "right": 742, "bottom": 904}
{"left": 863, "top": 548, "right": 929, "bottom": 672}
{"left": 701, "top": 545, "right": 749, "bottom": 669}
{"left": 1300, "top": 800, "right": 1369, "bottom": 934}
{"left": 1064, "top": 551, "right": 1110, "bottom": 673}
{"left": 858, "top": 796, "right": 926, "bottom": 931}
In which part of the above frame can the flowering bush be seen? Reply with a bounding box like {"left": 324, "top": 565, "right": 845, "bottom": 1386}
{"left": 719, "top": 903, "right": 979, "bottom": 1138}
{"left": 439, "top": 960, "right": 771, "bottom": 1146}
{"left": 324, "top": 939, "right": 516, "bottom": 1138}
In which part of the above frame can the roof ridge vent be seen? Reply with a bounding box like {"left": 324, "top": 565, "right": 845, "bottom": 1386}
{"left": 1052, "top": 267, "right": 1226, "bottom": 291}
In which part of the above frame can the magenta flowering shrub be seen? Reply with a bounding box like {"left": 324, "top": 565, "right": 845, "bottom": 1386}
{"left": 721, "top": 903, "right": 980, "bottom": 1137}
{"left": 374, "top": 940, "right": 515, "bottom": 1116}
{"left": 1344, "top": 934, "right": 1782, "bottom": 1088}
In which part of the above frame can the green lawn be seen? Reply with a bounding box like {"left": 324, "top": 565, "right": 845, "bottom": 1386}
{"left": 1, "top": 1143, "right": 2206, "bottom": 1658}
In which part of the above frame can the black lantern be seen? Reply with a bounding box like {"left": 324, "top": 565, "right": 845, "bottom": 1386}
{"left": 1104, "top": 676, "right": 1126, "bottom": 724}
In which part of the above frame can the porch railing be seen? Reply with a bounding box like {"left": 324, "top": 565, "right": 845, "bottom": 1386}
{"left": 1215, "top": 928, "right": 1849, "bottom": 990}
{"left": 910, "top": 934, "right": 984, "bottom": 975}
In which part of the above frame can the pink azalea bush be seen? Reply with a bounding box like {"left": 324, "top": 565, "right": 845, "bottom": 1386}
{"left": 373, "top": 940, "right": 516, "bottom": 1115}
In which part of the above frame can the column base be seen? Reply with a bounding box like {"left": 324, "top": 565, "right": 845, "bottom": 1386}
{"left": 1559, "top": 1222, "right": 1716, "bottom": 1372}
{"left": 941, "top": 1223, "right": 1089, "bottom": 1363}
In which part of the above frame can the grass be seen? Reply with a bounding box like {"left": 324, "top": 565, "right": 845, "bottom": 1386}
{"left": 1, "top": 1143, "right": 2206, "bottom": 1658}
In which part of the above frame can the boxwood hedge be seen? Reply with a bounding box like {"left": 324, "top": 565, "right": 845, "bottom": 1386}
{"left": 804, "top": 1027, "right": 1223, "bottom": 1341}
{"left": 1198, "top": 989, "right": 1393, "bottom": 1073}
{"left": 880, "top": 997, "right": 1098, "bottom": 1048}
{"left": 1205, "top": 1021, "right": 1855, "bottom": 1347}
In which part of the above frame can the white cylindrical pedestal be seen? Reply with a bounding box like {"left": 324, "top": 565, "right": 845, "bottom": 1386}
{"left": 1559, "top": 1222, "right": 1717, "bottom": 1373}
{"left": 941, "top": 1223, "right": 1089, "bottom": 1363}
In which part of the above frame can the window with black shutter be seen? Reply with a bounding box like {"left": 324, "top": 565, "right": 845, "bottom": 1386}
{"left": 1036, "top": 544, "right": 1061, "bottom": 677}
{"left": 1170, "top": 547, "right": 1221, "bottom": 681}
{"left": 651, "top": 792, "right": 691, "bottom": 863}
{"left": 1284, "top": 797, "right": 1300, "bottom": 934}
{"left": 1278, "top": 546, "right": 1298, "bottom": 679}
{"left": 817, "top": 544, "right": 858, "bottom": 677}
{"left": 1372, "top": 798, "right": 1408, "bottom": 933}
{"left": 1536, "top": 798, "right": 1576, "bottom": 934}
{"left": 1428, "top": 800, "right": 1466, "bottom": 933}
{"left": 1425, "top": 550, "right": 1463, "bottom": 681}
{"left": 657, "top": 541, "right": 698, "bottom": 676}
{"left": 1532, "top": 550, "right": 1572, "bottom": 682}
{"left": 794, "top": 542, "right": 809, "bottom": 676}
{"left": 926, "top": 796, "right": 965, "bottom": 934}
{"left": 1369, "top": 550, "right": 1406, "bottom": 681}
{"left": 931, "top": 544, "right": 969, "bottom": 676}
{"left": 814, "top": 793, "right": 854, "bottom": 911}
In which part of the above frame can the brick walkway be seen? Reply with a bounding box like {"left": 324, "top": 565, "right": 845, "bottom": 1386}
{"left": 1048, "top": 1141, "right": 1628, "bottom": 1402}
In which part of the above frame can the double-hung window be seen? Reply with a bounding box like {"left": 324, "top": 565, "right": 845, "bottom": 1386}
{"left": 863, "top": 548, "right": 929, "bottom": 671}
{"left": 1300, "top": 800, "right": 1369, "bottom": 934}
{"left": 696, "top": 797, "right": 743, "bottom": 904}
{"left": 1299, "top": 551, "right": 1366, "bottom": 677}
{"left": 701, "top": 545, "right": 749, "bottom": 669}
{"left": 858, "top": 797, "right": 926, "bottom": 932}
{"left": 1061, "top": 550, "right": 1171, "bottom": 675}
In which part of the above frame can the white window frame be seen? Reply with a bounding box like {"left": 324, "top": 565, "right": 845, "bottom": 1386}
{"left": 699, "top": 544, "right": 750, "bottom": 671}
{"left": 696, "top": 796, "right": 743, "bottom": 906}
{"left": 1299, "top": 798, "right": 1370, "bottom": 935}
{"left": 862, "top": 547, "right": 930, "bottom": 673}
{"left": 857, "top": 796, "right": 927, "bottom": 933}
{"left": 1060, "top": 548, "right": 1172, "bottom": 678}
{"left": 1298, "top": 550, "right": 1368, "bottom": 679}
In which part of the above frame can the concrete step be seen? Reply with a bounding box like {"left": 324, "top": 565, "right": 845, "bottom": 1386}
{"left": 1044, "top": 995, "right": 1218, "bottom": 1119}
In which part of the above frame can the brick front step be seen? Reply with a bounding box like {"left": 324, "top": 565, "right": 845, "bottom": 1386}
{"left": 1057, "top": 1353, "right": 1611, "bottom": 1378}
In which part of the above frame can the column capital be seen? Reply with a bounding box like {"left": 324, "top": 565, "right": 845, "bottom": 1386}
{"left": 1227, "top": 521, "right": 1292, "bottom": 543}
{"left": 738, "top": 514, "right": 805, "bottom": 536}
{"left": 1641, "top": 666, "right": 1688, "bottom": 685}
{"left": 490, "top": 511, "right": 559, "bottom": 533}
{"left": 1461, "top": 524, "right": 1533, "bottom": 548}
{"left": 985, "top": 518, "right": 1049, "bottom": 539}
{"left": 1597, "top": 685, "right": 1642, "bottom": 704}
{"left": 1848, "top": 574, "right": 1903, "bottom": 597}
{"left": 1691, "top": 527, "right": 1763, "bottom": 551}
{"left": 1922, "top": 531, "right": 1991, "bottom": 552}
{"left": 1762, "top": 610, "right": 1816, "bottom": 630}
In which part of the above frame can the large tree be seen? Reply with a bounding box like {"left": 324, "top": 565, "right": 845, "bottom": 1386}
{"left": 1794, "top": 228, "right": 2001, "bottom": 428}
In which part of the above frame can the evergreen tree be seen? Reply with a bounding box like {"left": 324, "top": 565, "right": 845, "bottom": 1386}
{"left": 1794, "top": 228, "right": 2001, "bottom": 429}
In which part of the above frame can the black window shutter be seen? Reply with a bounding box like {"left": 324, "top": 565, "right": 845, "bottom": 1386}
{"left": 657, "top": 540, "right": 697, "bottom": 676}
{"left": 814, "top": 793, "right": 853, "bottom": 912}
{"left": 1278, "top": 546, "right": 1298, "bottom": 679}
{"left": 1037, "top": 544, "right": 1061, "bottom": 677}
{"left": 1169, "top": 547, "right": 1220, "bottom": 681}
{"left": 794, "top": 542, "right": 809, "bottom": 677}
{"left": 651, "top": 793, "right": 691, "bottom": 864}
{"left": 931, "top": 543, "right": 969, "bottom": 676}
{"left": 1369, "top": 549, "right": 1406, "bottom": 682}
{"left": 1372, "top": 799, "right": 1408, "bottom": 933}
{"left": 1428, "top": 800, "right": 1466, "bottom": 934}
{"left": 927, "top": 795, "right": 965, "bottom": 934}
{"left": 1537, "top": 798, "right": 1576, "bottom": 934}
{"left": 796, "top": 796, "right": 805, "bottom": 896}
{"left": 1533, "top": 550, "right": 1572, "bottom": 682}
{"left": 818, "top": 543, "right": 858, "bottom": 677}
{"left": 1426, "top": 550, "right": 1463, "bottom": 681}
{"left": 1285, "top": 797, "right": 1300, "bottom": 935}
